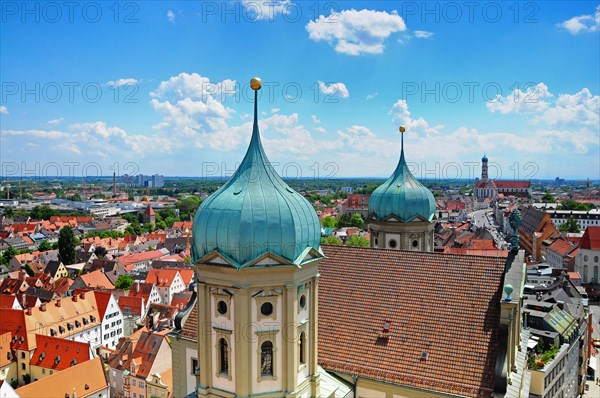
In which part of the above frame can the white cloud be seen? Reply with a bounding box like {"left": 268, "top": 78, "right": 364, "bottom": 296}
{"left": 389, "top": 100, "right": 443, "bottom": 136}
{"left": 0, "top": 106, "right": 7, "bottom": 114}
{"left": 486, "top": 84, "right": 599, "bottom": 130}
{"left": 532, "top": 88, "right": 599, "bottom": 128}
{"left": 558, "top": 5, "right": 600, "bottom": 34}
{"left": 167, "top": 10, "right": 175, "bottom": 23}
{"left": 151, "top": 72, "right": 236, "bottom": 100}
{"left": 306, "top": 9, "right": 406, "bottom": 55}
{"left": 314, "top": 126, "right": 326, "bottom": 134}
{"left": 47, "top": 117, "right": 64, "bottom": 126}
{"left": 107, "top": 78, "right": 138, "bottom": 87}
{"left": 311, "top": 115, "right": 321, "bottom": 124}
{"left": 317, "top": 81, "right": 350, "bottom": 98}
{"left": 241, "top": 0, "right": 294, "bottom": 21}
{"left": 413, "top": 30, "right": 434, "bottom": 39}
{"left": 486, "top": 83, "right": 552, "bottom": 114}
{"left": 271, "top": 108, "right": 280, "bottom": 113}
{"left": 366, "top": 92, "right": 378, "bottom": 100}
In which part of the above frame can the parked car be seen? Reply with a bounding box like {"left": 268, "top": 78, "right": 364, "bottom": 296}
{"left": 592, "top": 338, "right": 600, "bottom": 348}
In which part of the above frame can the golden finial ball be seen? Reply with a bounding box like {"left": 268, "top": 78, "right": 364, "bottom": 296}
{"left": 399, "top": 126, "right": 406, "bottom": 133}
{"left": 250, "top": 77, "right": 262, "bottom": 91}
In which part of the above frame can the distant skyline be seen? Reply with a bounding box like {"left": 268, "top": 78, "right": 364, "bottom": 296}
{"left": 1, "top": 1, "right": 599, "bottom": 179}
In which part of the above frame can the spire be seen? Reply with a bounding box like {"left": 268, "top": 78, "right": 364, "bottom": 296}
{"left": 251, "top": 77, "right": 261, "bottom": 146}
{"left": 393, "top": 125, "right": 408, "bottom": 177}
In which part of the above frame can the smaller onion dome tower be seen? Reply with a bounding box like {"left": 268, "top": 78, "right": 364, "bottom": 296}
{"left": 367, "top": 126, "right": 436, "bottom": 252}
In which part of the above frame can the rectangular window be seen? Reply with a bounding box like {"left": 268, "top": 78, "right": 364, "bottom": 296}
{"left": 191, "top": 358, "right": 198, "bottom": 375}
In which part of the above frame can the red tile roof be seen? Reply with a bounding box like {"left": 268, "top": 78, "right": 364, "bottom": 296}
{"left": 30, "top": 335, "right": 91, "bottom": 371}
{"left": 145, "top": 269, "right": 180, "bottom": 287}
{"left": 494, "top": 180, "right": 530, "bottom": 188}
{"left": 580, "top": 226, "right": 600, "bottom": 250}
{"left": 16, "top": 356, "right": 107, "bottom": 398}
{"left": 118, "top": 250, "right": 166, "bottom": 266}
{"left": 93, "top": 290, "right": 114, "bottom": 319}
{"left": 547, "top": 238, "right": 577, "bottom": 257}
{"left": 446, "top": 201, "right": 466, "bottom": 211}
{"left": 118, "top": 295, "right": 144, "bottom": 316}
{"left": 77, "top": 269, "right": 114, "bottom": 289}
{"left": 0, "top": 294, "right": 19, "bottom": 309}
{"left": 318, "top": 245, "right": 506, "bottom": 398}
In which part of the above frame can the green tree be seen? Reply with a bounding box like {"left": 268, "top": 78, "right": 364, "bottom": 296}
{"left": 143, "top": 223, "right": 155, "bottom": 233}
{"left": 321, "top": 216, "right": 338, "bottom": 229}
{"left": 115, "top": 274, "right": 134, "bottom": 290}
{"left": 2, "top": 206, "right": 15, "bottom": 218}
{"left": 158, "top": 208, "right": 178, "bottom": 220}
{"left": 164, "top": 216, "right": 179, "bottom": 228}
{"left": 321, "top": 236, "right": 342, "bottom": 245}
{"left": 1, "top": 246, "right": 18, "bottom": 265}
{"left": 58, "top": 226, "right": 77, "bottom": 265}
{"left": 38, "top": 240, "right": 52, "bottom": 252}
{"left": 176, "top": 196, "right": 202, "bottom": 220}
{"left": 541, "top": 192, "right": 556, "bottom": 203}
{"left": 70, "top": 193, "right": 82, "bottom": 202}
{"left": 559, "top": 217, "right": 581, "bottom": 233}
{"left": 337, "top": 213, "right": 352, "bottom": 228}
{"left": 30, "top": 205, "right": 58, "bottom": 220}
{"left": 559, "top": 199, "right": 594, "bottom": 211}
{"left": 349, "top": 213, "right": 364, "bottom": 229}
{"left": 156, "top": 221, "right": 167, "bottom": 230}
{"left": 24, "top": 263, "right": 35, "bottom": 277}
{"left": 346, "top": 235, "right": 369, "bottom": 247}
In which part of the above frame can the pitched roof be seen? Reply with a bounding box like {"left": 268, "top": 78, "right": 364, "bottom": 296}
{"left": 0, "top": 278, "right": 28, "bottom": 295}
{"left": 16, "top": 356, "right": 107, "bottom": 398}
{"left": 0, "top": 291, "right": 100, "bottom": 351}
{"left": 179, "top": 303, "right": 198, "bottom": 340}
{"left": 494, "top": 180, "right": 530, "bottom": 189}
{"left": 118, "top": 295, "right": 145, "bottom": 316}
{"left": 318, "top": 245, "right": 505, "bottom": 398}
{"left": 580, "top": 226, "right": 600, "bottom": 250}
{"left": 0, "top": 294, "right": 19, "bottom": 309}
{"left": 30, "top": 334, "right": 91, "bottom": 371}
{"left": 145, "top": 269, "right": 180, "bottom": 287}
{"left": 547, "top": 238, "right": 577, "bottom": 257}
{"left": 118, "top": 250, "right": 166, "bottom": 266}
{"left": 76, "top": 269, "right": 115, "bottom": 289}
{"left": 93, "top": 290, "right": 116, "bottom": 319}
{"left": 50, "top": 277, "right": 74, "bottom": 295}
{"left": 44, "top": 260, "right": 63, "bottom": 277}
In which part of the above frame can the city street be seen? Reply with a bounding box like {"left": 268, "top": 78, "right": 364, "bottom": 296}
{"left": 469, "top": 209, "right": 507, "bottom": 249}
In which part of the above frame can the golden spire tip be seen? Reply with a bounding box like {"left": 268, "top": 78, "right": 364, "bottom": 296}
{"left": 250, "top": 77, "right": 262, "bottom": 91}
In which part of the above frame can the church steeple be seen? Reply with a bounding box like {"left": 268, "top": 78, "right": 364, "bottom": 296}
{"left": 481, "top": 153, "right": 489, "bottom": 181}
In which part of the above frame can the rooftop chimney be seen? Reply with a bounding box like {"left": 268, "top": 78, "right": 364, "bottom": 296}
{"left": 26, "top": 307, "right": 32, "bottom": 316}
{"left": 72, "top": 295, "right": 78, "bottom": 302}
{"left": 79, "top": 292, "right": 85, "bottom": 299}
{"left": 40, "top": 303, "right": 46, "bottom": 312}
{"left": 56, "top": 299, "right": 61, "bottom": 307}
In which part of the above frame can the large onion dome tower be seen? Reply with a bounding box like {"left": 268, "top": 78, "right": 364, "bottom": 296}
{"left": 190, "top": 78, "right": 321, "bottom": 398}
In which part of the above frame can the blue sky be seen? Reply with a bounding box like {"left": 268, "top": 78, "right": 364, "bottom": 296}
{"left": 1, "top": 1, "right": 599, "bottom": 180}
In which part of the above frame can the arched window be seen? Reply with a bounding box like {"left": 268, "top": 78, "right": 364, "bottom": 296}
{"left": 594, "top": 266, "right": 599, "bottom": 283}
{"left": 219, "top": 338, "right": 228, "bottom": 374}
{"left": 584, "top": 265, "right": 589, "bottom": 281}
{"left": 299, "top": 332, "right": 306, "bottom": 365}
{"left": 261, "top": 341, "right": 273, "bottom": 376}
